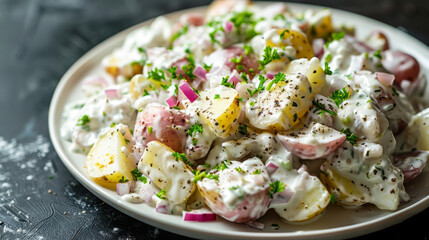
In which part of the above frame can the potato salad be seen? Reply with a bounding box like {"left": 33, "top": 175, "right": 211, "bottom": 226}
{"left": 61, "top": 0, "right": 429, "bottom": 225}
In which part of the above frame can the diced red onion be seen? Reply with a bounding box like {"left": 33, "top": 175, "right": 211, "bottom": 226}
{"left": 82, "top": 75, "right": 109, "bottom": 87}
{"left": 376, "top": 72, "right": 395, "bottom": 86}
{"left": 224, "top": 21, "right": 233, "bottom": 32}
{"left": 139, "top": 183, "right": 157, "bottom": 204}
{"left": 165, "top": 96, "right": 178, "bottom": 107}
{"left": 228, "top": 75, "right": 241, "bottom": 86}
{"left": 193, "top": 66, "right": 207, "bottom": 80}
{"left": 271, "top": 187, "right": 295, "bottom": 205}
{"left": 183, "top": 209, "right": 217, "bottom": 222}
{"left": 105, "top": 89, "right": 121, "bottom": 99}
{"left": 312, "top": 38, "right": 325, "bottom": 58}
{"left": 266, "top": 72, "right": 275, "bottom": 79}
{"left": 179, "top": 81, "right": 199, "bottom": 103}
{"left": 266, "top": 161, "right": 279, "bottom": 175}
{"left": 155, "top": 203, "right": 169, "bottom": 214}
{"left": 116, "top": 181, "right": 133, "bottom": 196}
{"left": 247, "top": 221, "right": 265, "bottom": 230}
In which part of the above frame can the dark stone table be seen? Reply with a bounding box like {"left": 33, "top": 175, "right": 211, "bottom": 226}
{"left": 0, "top": 0, "right": 428, "bottom": 239}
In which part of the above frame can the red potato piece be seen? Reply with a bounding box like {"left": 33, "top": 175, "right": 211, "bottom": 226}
{"left": 197, "top": 159, "right": 271, "bottom": 223}
{"left": 223, "top": 47, "right": 260, "bottom": 77}
{"left": 393, "top": 151, "right": 429, "bottom": 183}
{"left": 277, "top": 123, "right": 346, "bottom": 160}
{"left": 134, "top": 105, "right": 190, "bottom": 153}
{"left": 382, "top": 50, "right": 420, "bottom": 85}
{"left": 365, "top": 31, "right": 389, "bottom": 50}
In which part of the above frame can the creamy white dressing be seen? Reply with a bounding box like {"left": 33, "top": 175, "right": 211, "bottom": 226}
{"left": 60, "top": 1, "right": 429, "bottom": 222}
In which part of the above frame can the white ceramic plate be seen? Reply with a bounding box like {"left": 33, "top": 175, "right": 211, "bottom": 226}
{"left": 49, "top": 2, "right": 429, "bottom": 239}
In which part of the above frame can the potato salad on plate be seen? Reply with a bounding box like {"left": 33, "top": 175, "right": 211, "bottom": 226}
{"left": 61, "top": 0, "right": 429, "bottom": 226}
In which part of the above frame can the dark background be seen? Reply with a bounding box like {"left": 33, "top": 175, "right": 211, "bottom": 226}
{"left": 0, "top": 0, "right": 428, "bottom": 239}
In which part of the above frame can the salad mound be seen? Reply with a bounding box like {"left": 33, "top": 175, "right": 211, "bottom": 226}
{"left": 61, "top": 0, "right": 429, "bottom": 225}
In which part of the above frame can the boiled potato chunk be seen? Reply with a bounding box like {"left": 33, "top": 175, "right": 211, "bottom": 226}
{"left": 284, "top": 57, "right": 326, "bottom": 94}
{"left": 86, "top": 127, "right": 136, "bottom": 183}
{"left": 305, "top": 9, "right": 334, "bottom": 40}
{"left": 129, "top": 74, "right": 164, "bottom": 99}
{"left": 246, "top": 74, "right": 313, "bottom": 131}
{"left": 405, "top": 108, "right": 429, "bottom": 150}
{"left": 196, "top": 85, "right": 241, "bottom": 138}
{"left": 138, "top": 141, "right": 195, "bottom": 204}
{"left": 268, "top": 29, "right": 314, "bottom": 60}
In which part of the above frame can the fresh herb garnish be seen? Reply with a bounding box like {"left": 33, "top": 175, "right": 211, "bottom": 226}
{"left": 221, "top": 75, "right": 235, "bottom": 88}
{"left": 325, "top": 31, "right": 345, "bottom": 48}
{"left": 214, "top": 94, "right": 220, "bottom": 99}
{"left": 235, "top": 167, "right": 245, "bottom": 173}
{"left": 188, "top": 123, "right": 203, "bottom": 136}
{"left": 156, "top": 189, "right": 167, "bottom": 200}
{"left": 253, "top": 169, "right": 261, "bottom": 175}
{"left": 268, "top": 180, "right": 286, "bottom": 199}
{"left": 373, "top": 49, "right": 382, "bottom": 59}
{"left": 324, "top": 62, "right": 333, "bottom": 75}
{"left": 130, "top": 167, "right": 143, "bottom": 181}
{"left": 167, "top": 66, "right": 178, "bottom": 79}
{"left": 118, "top": 176, "right": 129, "bottom": 183}
{"left": 147, "top": 126, "right": 153, "bottom": 134}
{"left": 312, "top": 100, "right": 337, "bottom": 116}
{"left": 258, "top": 46, "right": 281, "bottom": 70}
{"left": 266, "top": 72, "right": 286, "bottom": 90}
{"left": 171, "top": 25, "right": 188, "bottom": 43}
{"left": 192, "top": 170, "right": 219, "bottom": 183}
{"left": 330, "top": 87, "right": 351, "bottom": 107}
{"left": 173, "top": 152, "right": 192, "bottom": 166}
{"left": 203, "top": 63, "right": 212, "bottom": 72}
{"left": 76, "top": 115, "right": 90, "bottom": 130}
{"left": 341, "top": 128, "right": 358, "bottom": 145}
{"left": 247, "top": 75, "right": 267, "bottom": 96}
{"left": 148, "top": 68, "right": 166, "bottom": 81}
{"left": 243, "top": 45, "right": 254, "bottom": 55}
{"left": 238, "top": 124, "right": 248, "bottom": 135}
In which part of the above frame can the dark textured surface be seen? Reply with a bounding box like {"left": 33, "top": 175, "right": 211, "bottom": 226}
{"left": 0, "top": 0, "right": 428, "bottom": 239}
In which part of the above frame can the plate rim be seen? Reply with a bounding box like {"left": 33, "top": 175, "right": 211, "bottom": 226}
{"left": 48, "top": 2, "right": 429, "bottom": 239}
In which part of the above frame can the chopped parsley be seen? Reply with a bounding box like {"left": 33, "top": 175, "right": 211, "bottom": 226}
{"left": 325, "top": 31, "right": 345, "bottom": 48}
{"left": 330, "top": 87, "right": 351, "bottom": 107}
{"left": 192, "top": 170, "right": 218, "bottom": 183}
{"left": 181, "top": 63, "right": 196, "bottom": 80}
{"left": 268, "top": 180, "right": 286, "bottom": 199}
{"left": 266, "top": 72, "right": 286, "bottom": 91}
{"left": 249, "top": 101, "right": 255, "bottom": 107}
{"left": 312, "top": 99, "right": 337, "bottom": 116}
{"left": 373, "top": 49, "right": 382, "bottom": 59}
{"left": 230, "top": 55, "right": 243, "bottom": 64}
{"left": 235, "top": 167, "right": 245, "bottom": 173}
{"left": 130, "top": 167, "right": 143, "bottom": 181}
{"left": 279, "top": 29, "right": 290, "bottom": 39}
{"left": 214, "top": 94, "right": 220, "bottom": 99}
{"left": 173, "top": 152, "right": 192, "bottom": 166}
{"left": 143, "top": 89, "right": 150, "bottom": 96}
{"left": 110, "top": 122, "right": 116, "bottom": 128}
{"left": 253, "top": 169, "right": 261, "bottom": 175}
{"left": 324, "top": 62, "right": 333, "bottom": 75}
{"left": 325, "top": 54, "right": 332, "bottom": 63}
{"left": 221, "top": 75, "right": 235, "bottom": 88}
{"left": 147, "top": 126, "right": 153, "bottom": 134}
{"left": 118, "top": 176, "right": 129, "bottom": 183}
{"left": 73, "top": 103, "right": 85, "bottom": 109}
{"left": 171, "top": 25, "right": 188, "bottom": 43}
{"left": 341, "top": 128, "right": 358, "bottom": 145}
{"left": 167, "top": 66, "right": 178, "bottom": 79}
{"left": 203, "top": 63, "right": 212, "bottom": 72}
{"left": 156, "top": 189, "right": 167, "bottom": 200}
{"left": 258, "top": 46, "right": 281, "bottom": 70}
{"left": 243, "top": 45, "right": 254, "bottom": 55}
{"left": 214, "top": 161, "right": 230, "bottom": 171}
{"left": 148, "top": 68, "right": 166, "bottom": 81}
{"left": 247, "top": 75, "right": 267, "bottom": 96}
{"left": 330, "top": 194, "right": 336, "bottom": 204}
{"left": 188, "top": 123, "right": 203, "bottom": 136}
{"left": 238, "top": 124, "right": 248, "bottom": 135}
{"left": 241, "top": 72, "right": 249, "bottom": 82}
{"left": 76, "top": 115, "right": 90, "bottom": 130}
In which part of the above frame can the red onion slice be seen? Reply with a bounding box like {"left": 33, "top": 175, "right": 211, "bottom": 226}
{"left": 116, "top": 181, "right": 133, "bottom": 196}
{"left": 312, "top": 38, "right": 325, "bottom": 59}
{"left": 183, "top": 209, "right": 217, "bottom": 222}
{"left": 266, "top": 161, "right": 279, "bottom": 175}
{"left": 228, "top": 75, "right": 241, "bottom": 86}
{"left": 179, "top": 82, "right": 199, "bottom": 103}
{"left": 224, "top": 21, "right": 233, "bottom": 32}
{"left": 376, "top": 72, "right": 395, "bottom": 86}
{"left": 193, "top": 66, "right": 207, "bottom": 81}
{"left": 155, "top": 203, "right": 169, "bottom": 214}
{"left": 105, "top": 89, "right": 122, "bottom": 99}
{"left": 165, "top": 96, "right": 178, "bottom": 107}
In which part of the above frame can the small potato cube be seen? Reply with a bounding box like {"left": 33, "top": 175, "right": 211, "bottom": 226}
{"left": 284, "top": 57, "right": 326, "bottom": 94}
{"left": 138, "top": 141, "right": 195, "bottom": 204}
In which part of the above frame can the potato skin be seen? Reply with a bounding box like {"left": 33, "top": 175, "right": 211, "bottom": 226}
{"left": 134, "top": 105, "right": 190, "bottom": 152}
